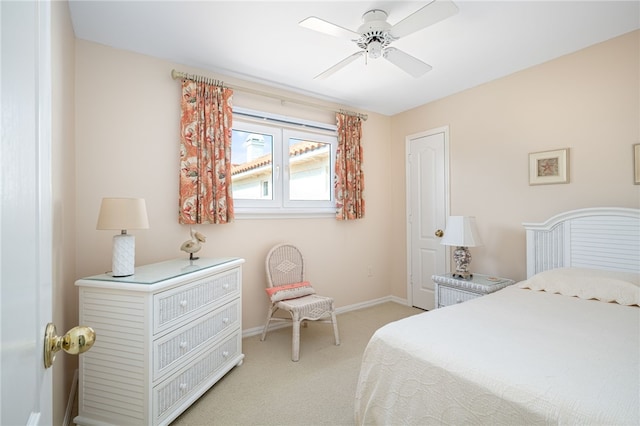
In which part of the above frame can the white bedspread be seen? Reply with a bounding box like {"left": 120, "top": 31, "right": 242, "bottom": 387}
{"left": 355, "top": 286, "right": 640, "bottom": 425}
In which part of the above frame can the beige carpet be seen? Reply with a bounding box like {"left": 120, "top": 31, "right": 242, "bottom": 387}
{"left": 170, "top": 302, "right": 423, "bottom": 426}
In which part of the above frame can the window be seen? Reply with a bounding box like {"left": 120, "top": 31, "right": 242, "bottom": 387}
{"left": 231, "top": 108, "right": 337, "bottom": 217}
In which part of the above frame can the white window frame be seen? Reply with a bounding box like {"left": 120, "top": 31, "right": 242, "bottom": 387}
{"left": 232, "top": 108, "right": 337, "bottom": 218}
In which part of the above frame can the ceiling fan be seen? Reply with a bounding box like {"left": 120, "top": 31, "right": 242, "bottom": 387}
{"left": 299, "top": 0, "right": 459, "bottom": 79}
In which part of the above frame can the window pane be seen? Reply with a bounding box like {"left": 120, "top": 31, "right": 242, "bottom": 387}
{"left": 288, "top": 138, "right": 331, "bottom": 201}
{"left": 231, "top": 130, "right": 273, "bottom": 200}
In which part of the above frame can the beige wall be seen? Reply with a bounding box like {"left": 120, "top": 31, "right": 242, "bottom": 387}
{"left": 74, "top": 40, "right": 393, "bottom": 334}
{"left": 390, "top": 30, "right": 640, "bottom": 296}
{"left": 52, "top": 1, "right": 76, "bottom": 424}
{"left": 73, "top": 30, "right": 640, "bottom": 334}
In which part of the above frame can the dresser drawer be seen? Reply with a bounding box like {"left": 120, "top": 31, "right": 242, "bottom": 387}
{"left": 438, "top": 286, "right": 479, "bottom": 307}
{"left": 153, "top": 298, "right": 240, "bottom": 380}
{"left": 153, "top": 331, "right": 242, "bottom": 424}
{"left": 153, "top": 267, "right": 240, "bottom": 334}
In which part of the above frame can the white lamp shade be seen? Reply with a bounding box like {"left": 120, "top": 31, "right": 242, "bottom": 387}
{"left": 96, "top": 198, "right": 149, "bottom": 231}
{"left": 440, "top": 216, "right": 483, "bottom": 247}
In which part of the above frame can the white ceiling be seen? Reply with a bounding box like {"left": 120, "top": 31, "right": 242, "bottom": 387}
{"left": 68, "top": 0, "right": 639, "bottom": 116}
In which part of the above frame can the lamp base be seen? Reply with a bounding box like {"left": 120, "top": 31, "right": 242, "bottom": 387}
{"left": 112, "top": 233, "right": 135, "bottom": 277}
{"left": 452, "top": 272, "right": 473, "bottom": 280}
{"left": 452, "top": 246, "right": 473, "bottom": 280}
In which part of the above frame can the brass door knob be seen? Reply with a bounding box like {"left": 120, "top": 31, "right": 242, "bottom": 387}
{"left": 44, "top": 323, "right": 96, "bottom": 368}
{"left": 435, "top": 229, "right": 444, "bottom": 238}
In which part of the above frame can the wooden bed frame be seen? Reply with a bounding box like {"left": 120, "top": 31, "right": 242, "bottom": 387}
{"left": 523, "top": 207, "right": 640, "bottom": 278}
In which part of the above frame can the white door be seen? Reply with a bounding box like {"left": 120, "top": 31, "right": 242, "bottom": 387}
{"left": 406, "top": 127, "right": 449, "bottom": 310}
{"left": 1, "top": 1, "right": 53, "bottom": 424}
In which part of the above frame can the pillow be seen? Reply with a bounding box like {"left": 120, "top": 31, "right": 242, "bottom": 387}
{"left": 265, "top": 281, "right": 316, "bottom": 302}
{"left": 518, "top": 267, "right": 640, "bottom": 306}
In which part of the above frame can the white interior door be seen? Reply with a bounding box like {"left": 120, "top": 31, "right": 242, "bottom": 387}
{"left": 1, "top": 1, "right": 53, "bottom": 424}
{"left": 406, "top": 127, "right": 449, "bottom": 310}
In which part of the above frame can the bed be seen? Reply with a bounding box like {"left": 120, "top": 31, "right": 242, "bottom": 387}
{"left": 355, "top": 207, "right": 640, "bottom": 425}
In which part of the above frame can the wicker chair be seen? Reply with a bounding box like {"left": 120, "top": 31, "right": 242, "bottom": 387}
{"left": 261, "top": 243, "right": 340, "bottom": 361}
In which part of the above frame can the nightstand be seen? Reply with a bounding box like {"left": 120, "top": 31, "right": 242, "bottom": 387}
{"left": 432, "top": 273, "right": 515, "bottom": 308}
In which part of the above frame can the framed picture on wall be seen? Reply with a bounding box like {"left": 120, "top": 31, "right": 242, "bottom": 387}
{"left": 634, "top": 144, "right": 640, "bottom": 185}
{"left": 529, "top": 148, "right": 569, "bottom": 185}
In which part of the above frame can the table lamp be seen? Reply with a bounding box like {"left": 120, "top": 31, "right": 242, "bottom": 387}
{"left": 440, "top": 216, "right": 483, "bottom": 279}
{"left": 96, "top": 198, "right": 149, "bottom": 277}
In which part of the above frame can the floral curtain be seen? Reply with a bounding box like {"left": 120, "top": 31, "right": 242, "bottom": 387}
{"left": 179, "top": 80, "right": 234, "bottom": 224}
{"left": 335, "top": 112, "right": 365, "bottom": 220}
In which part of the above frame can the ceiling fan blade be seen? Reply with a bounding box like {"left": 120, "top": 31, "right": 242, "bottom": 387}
{"left": 389, "top": 0, "right": 459, "bottom": 39}
{"left": 299, "top": 16, "right": 360, "bottom": 40}
{"left": 383, "top": 47, "right": 432, "bottom": 78}
{"left": 314, "top": 51, "right": 365, "bottom": 80}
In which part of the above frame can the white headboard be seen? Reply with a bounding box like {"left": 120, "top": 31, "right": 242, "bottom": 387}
{"left": 523, "top": 207, "right": 640, "bottom": 278}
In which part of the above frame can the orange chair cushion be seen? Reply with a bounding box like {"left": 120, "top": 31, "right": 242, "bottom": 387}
{"left": 266, "top": 281, "right": 316, "bottom": 302}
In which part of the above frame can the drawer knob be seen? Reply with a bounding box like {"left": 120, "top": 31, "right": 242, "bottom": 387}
{"left": 222, "top": 284, "right": 229, "bottom": 290}
{"left": 179, "top": 300, "right": 187, "bottom": 308}
{"left": 222, "top": 318, "right": 229, "bottom": 324}
{"left": 179, "top": 341, "right": 188, "bottom": 349}
{"left": 222, "top": 351, "right": 229, "bottom": 358}
{"left": 179, "top": 383, "right": 187, "bottom": 391}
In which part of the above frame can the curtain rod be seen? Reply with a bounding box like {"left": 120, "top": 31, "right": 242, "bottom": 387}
{"left": 171, "top": 69, "right": 368, "bottom": 121}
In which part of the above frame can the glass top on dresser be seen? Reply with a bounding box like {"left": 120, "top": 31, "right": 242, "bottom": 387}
{"left": 443, "top": 273, "right": 512, "bottom": 287}
{"left": 432, "top": 272, "right": 515, "bottom": 293}
{"left": 84, "top": 257, "right": 238, "bottom": 284}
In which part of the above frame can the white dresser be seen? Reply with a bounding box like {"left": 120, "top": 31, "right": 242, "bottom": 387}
{"left": 74, "top": 257, "right": 245, "bottom": 426}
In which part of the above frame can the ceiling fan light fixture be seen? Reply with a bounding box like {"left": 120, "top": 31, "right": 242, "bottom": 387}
{"left": 300, "top": 1, "right": 459, "bottom": 78}
{"left": 367, "top": 40, "right": 383, "bottom": 59}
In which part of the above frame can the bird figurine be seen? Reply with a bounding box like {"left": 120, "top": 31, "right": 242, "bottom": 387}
{"left": 180, "top": 227, "right": 207, "bottom": 260}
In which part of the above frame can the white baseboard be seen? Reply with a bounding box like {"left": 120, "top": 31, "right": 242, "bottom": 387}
{"left": 242, "top": 296, "right": 409, "bottom": 338}
{"left": 63, "top": 369, "right": 78, "bottom": 426}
